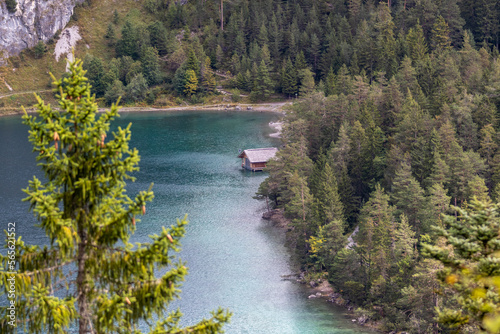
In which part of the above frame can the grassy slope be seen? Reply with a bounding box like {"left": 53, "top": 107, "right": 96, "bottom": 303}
{"left": 0, "top": 0, "right": 151, "bottom": 114}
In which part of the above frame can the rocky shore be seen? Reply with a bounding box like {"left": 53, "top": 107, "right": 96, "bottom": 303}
{"left": 0, "top": 102, "right": 290, "bottom": 117}
{"left": 263, "top": 208, "right": 378, "bottom": 331}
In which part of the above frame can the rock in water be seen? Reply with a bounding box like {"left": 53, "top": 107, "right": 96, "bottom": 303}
{"left": 0, "top": 0, "right": 84, "bottom": 59}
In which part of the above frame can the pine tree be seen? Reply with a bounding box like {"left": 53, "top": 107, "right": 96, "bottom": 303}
{"left": 281, "top": 58, "right": 297, "bottom": 98}
{"left": 147, "top": 21, "right": 169, "bottom": 56}
{"left": 357, "top": 184, "right": 395, "bottom": 283}
{"left": 307, "top": 219, "right": 346, "bottom": 271}
{"left": 113, "top": 9, "right": 119, "bottom": 24}
{"left": 424, "top": 182, "right": 451, "bottom": 232}
{"left": 285, "top": 171, "right": 315, "bottom": 254}
{"left": 425, "top": 151, "right": 451, "bottom": 188}
{"left": 324, "top": 67, "right": 336, "bottom": 97}
{"left": 424, "top": 200, "right": 500, "bottom": 333}
{"left": 335, "top": 64, "right": 352, "bottom": 96}
{"left": 0, "top": 59, "right": 231, "bottom": 333}
{"left": 201, "top": 56, "right": 216, "bottom": 93}
{"left": 374, "top": 3, "right": 398, "bottom": 77}
{"left": 467, "top": 175, "right": 490, "bottom": 202}
{"left": 116, "top": 20, "right": 139, "bottom": 59}
{"left": 33, "top": 41, "right": 47, "bottom": 59}
{"left": 5, "top": 0, "right": 16, "bottom": 13}
{"left": 257, "top": 23, "right": 269, "bottom": 47}
{"left": 215, "top": 44, "right": 224, "bottom": 70}
{"left": 269, "top": 13, "right": 282, "bottom": 60}
{"left": 308, "top": 33, "right": 321, "bottom": 71}
{"left": 391, "top": 160, "right": 426, "bottom": 232}
{"left": 141, "top": 46, "right": 161, "bottom": 86}
{"left": 183, "top": 69, "right": 198, "bottom": 96}
{"left": 82, "top": 54, "right": 106, "bottom": 97}
{"left": 105, "top": 23, "right": 116, "bottom": 47}
{"left": 184, "top": 48, "right": 200, "bottom": 77}
{"left": 314, "top": 163, "right": 344, "bottom": 226}
{"left": 298, "top": 69, "right": 315, "bottom": 97}
{"left": 406, "top": 23, "right": 428, "bottom": 64}
{"left": 104, "top": 79, "right": 125, "bottom": 106}
{"left": 294, "top": 51, "right": 307, "bottom": 72}
{"left": 251, "top": 60, "right": 273, "bottom": 101}
{"left": 479, "top": 124, "right": 498, "bottom": 166}
{"left": 431, "top": 16, "right": 452, "bottom": 53}
{"left": 349, "top": 120, "right": 369, "bottom": 199}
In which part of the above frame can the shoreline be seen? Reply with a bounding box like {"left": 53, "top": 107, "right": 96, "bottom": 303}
{"left": 263, "top": 208, "right": 380, "bottom": 332}
{"left": 0, "top": 102, "right": 291, "bottom": 118}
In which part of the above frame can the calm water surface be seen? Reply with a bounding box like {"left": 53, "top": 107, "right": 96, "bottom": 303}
{"left": 0, "top": 111, "right": 371, "bottom": 334}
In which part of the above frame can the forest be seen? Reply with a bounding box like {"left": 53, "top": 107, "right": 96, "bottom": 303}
{"left": 74, "top": 0, "right": 500, "bottom": 332}
{"left": 79, "top": 0, "right": 499, "bottom": 105}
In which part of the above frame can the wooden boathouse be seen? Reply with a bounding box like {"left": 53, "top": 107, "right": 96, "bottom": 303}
{"left": 238, "top": 147, "right": 278, "bottom": 171}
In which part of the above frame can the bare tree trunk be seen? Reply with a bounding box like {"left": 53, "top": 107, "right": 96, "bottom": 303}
{"left": 77, "top": 228, "right": 91, "bottom": 334}
{"left": 220, "top": 0, "right": 224, "bottom": 31}
{"left": 301, "top": 185, "right": 306, "bottom": 222}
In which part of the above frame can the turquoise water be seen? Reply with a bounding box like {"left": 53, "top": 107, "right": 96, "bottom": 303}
{"left": 0, "top": 111, "right": 371, "bottom": 333}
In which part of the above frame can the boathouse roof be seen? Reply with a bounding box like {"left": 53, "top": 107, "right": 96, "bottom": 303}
{"left": 238, "top": 147, "right": 278, "bottom": 163}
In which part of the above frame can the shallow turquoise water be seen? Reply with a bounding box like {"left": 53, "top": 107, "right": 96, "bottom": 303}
{"left": 0, "top": 111, "right": 371, "bottom": 333}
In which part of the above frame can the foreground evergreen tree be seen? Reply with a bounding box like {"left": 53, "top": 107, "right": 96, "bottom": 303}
{"left": 424, "top": 199, "right": 500, "bottom": 333}
{"left": 0, "top": 59, "right": 230, "bottom": 333}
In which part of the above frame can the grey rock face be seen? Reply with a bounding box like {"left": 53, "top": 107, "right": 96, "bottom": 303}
{"left": 0, "top": 0, "right": 83, "bottom": 58}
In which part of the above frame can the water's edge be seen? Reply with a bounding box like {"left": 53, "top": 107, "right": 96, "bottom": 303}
{"left": 0, "top": 111, "right": 372, "bottom": 333}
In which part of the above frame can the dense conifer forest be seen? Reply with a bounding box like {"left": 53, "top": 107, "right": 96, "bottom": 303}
{"left": 28, "top": 0, "right": 500, "bottom": 332}
{"left": 80, "top": 0, "right": 500, "bottom": 106}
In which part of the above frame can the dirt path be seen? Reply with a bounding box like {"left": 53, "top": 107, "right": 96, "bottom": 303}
{"left": 0, "top": 90, "right": 51, "bottom": 99}
{"left": 118, "top": 101, "right": 291, "bottom": 113}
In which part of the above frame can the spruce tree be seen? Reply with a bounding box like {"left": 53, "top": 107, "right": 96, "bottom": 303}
{"left": 391, "top": 160, "right": 426, "bottom": 232}
{"left": 281, "top": 58, "right": 298, "bottom": 98}
{"left": 0, "top": 59, "right": 230, "bottom": 333}
{"left": 141, "top": 46, "right": 161, "bottom": 86}
{"left": 201, "top": 56, "right": 216, "bottom": 93}
{"left": 324, "top": 68, "right": 336, "bottom": 97}
{"left": 406, "top": 23, "right": 428, "bottom": 64}
{"left": 183, "top": 69, "right": 198, "bottom": 96}
{"left": 82, "top": 54, "right": 106, "bottom": 97}
{"left": 252, "top": 60, "right": 273, "bottom": 100}
{"left": 313, "top": 163, "right": 344, "bottom": 226}
{"left": 356, "top": 184, "right": 395, "bottom": 285}
{"left": 116, "top": 20, "right": 139, "bottom": 59}
{"left": 285, "top": 171, "right": 315, "bottom": 254}
{"left": 424, "top": 200, "right": 500, "bottom": 333}
{"left": 431, "top": 16, "right": 452, "bottom": 52}
{"left": 298, "top": 69, "right": 315, "bottom": 97}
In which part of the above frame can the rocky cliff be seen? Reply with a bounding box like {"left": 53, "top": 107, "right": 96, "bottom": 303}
{"left": 0, "top": 0, "right": 83, "bottom": 59}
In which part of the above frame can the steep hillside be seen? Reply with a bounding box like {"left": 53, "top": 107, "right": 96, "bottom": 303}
{"left": 0, "top": 0, "right": 153, "bottom": 112}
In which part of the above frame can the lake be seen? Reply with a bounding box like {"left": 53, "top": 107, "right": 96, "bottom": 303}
{"left": 0, "top": 110, "right": 371, "bottom": 333}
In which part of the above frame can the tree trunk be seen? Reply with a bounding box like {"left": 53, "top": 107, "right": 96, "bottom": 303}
{"left": 220, "top": 0, "right": 224, "bottom": 31}
{"left": 77, "top": 227, "right": 91, "bottom": 334}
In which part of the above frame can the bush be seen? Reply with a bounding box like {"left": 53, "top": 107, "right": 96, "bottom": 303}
{"left": 125, "top": 74, "right": 148, "bottom": 102}
{"left": 34, "top": 41, "right": 47, "bottom": 59}
{"left": 146, "top": 90, "right": 156, "bottom": 104}
{"left": 343, "top": 280, "right": 365, "bottom": 304}
{"left": 231, "top": 89, "right": 241, "bottom": 102}
{"left": 6, "top": 0, "right": 17, "bottom": 13}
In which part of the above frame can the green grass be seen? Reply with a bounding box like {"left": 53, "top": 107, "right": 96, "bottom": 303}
{"left": 0, "top": 0, "right": 153, "bottom": 111}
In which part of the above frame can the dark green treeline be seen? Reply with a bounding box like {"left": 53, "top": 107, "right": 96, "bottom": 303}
{"left": 253, "top": 2, "right": 500, "bottom": 333}
{"left": 80, "top": 0, "right": 500, "bottom": 105}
